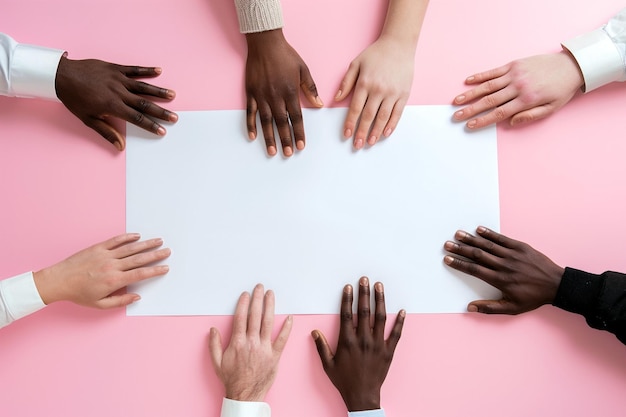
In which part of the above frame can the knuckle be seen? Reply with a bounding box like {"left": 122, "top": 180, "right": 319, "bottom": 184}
{"left": 341, "top": 311, "right": 353, "bottom": 321}
{"left": 359, "top": 306, "right": 370, "bottom": 317}
{"left": 375, "top": 311, "right": 386, "bottom": 322}
{"left": 133, "top": 112, "right": 145, "bottom": 124}
{"left": 470, "top": 247, "right": 483, "bottom": 260}
{"left": 259, "top": 113, "right": 273, "bottom": 125}
{"left": 491, "top": 107, "right": 507, "bottom": 122}
{"left": 137, "top": 99, "right": 150, "bottom": 112}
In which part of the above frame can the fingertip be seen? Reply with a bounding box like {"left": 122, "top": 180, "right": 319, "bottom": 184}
{"left": 130, "top": 295, "right": 141, "bottom": 303}
{"left": 284, "top": 146, "right": 293, "bottom": 157}
{"left": 157, "top": 126, "right": 166, "bottom": 136}
{"left": 454, "top": 94, "right": 466, "bottom": 104}
{"left": 466, "top": 75, "right": 475, "bottom": 83}
{"left": 399, "top": 309, "right": 406, "bottom": 318}
{"left": 267, "top": 145, "right": 276, "bottom": 156}
{"left": 296, "top": 140, "right": 305, "bottom": 150}
{"left": 315, "top": 96, "right": 324, "bottom": 107}
{"left": 169, "top": 112, "right": 179, "bottom": 122}
{"left": 467, "top": 120, "right": 477, "bottom": 129}
{"left": 467, "top": 304, "right": 479, "bottom": 313}
{"left": 311, "top": 330, "right": 319, "bottom": 340}
{"left": 344, "top": 128, "right": 352, "bottom": 139}
{"left": 374, "top": 282, "right": 383, "bottom": 293}
{"left": 154, "top": 67, "right": 162, "bottom": 75}
{"left": 334, "top": 90, "right": 342, "bottom": 101}
{"left": 383, "top": 127, "right": 393, "bottom": 137}
{"left": 476, "top": 226, "right": 487, "bottom": 234}
{"left": 359, "top": 276, "right": 369, "bottom": 286}
{"left": 344, "top": 284, "right": 353, "bottom": 295}
{"left": 249, "top": 131, "right": 257, "bottom": 140}
{"left": 354, "top": 137, "right": 364, "bottom": 150}
{"left": 115, "top": 141, "right": 124, "bottom": 151}
{"left": 166, "top": 90, "right": 176, "bottom": 100}
{"left": 443, "top": 255, "right": 454, "bottom": 265}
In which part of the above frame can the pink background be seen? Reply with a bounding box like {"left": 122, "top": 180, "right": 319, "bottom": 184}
{"left": 2, "top": 0, "right": 626, "bottom": 416}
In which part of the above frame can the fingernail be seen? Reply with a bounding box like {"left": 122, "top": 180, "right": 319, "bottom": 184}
{"left": 132, "top": 295, "right": 141, "bottom": 302}
{"left": 384, "top": 127, "right": 392, "bottom": 137}
{"left": 354, "top": 138, "right": 364, "bottom": 149}
{"left": 455, "top": 95, "right": 465, "bottom": 103}
{"left": 454, "top": 110, "right": 464, "bottom": 119}
{"left": 268, "top": 146, "right": 276, "bottom": 156}
{"left": 157, "top": 126, "right": 166, "bottom": 136}
{"left": 467, "top": 120, "right": 477, "bottom": 129}
{"left": 344, "top": 128, "right": 352, "bottom": 138}
{"left": 443, "top": 241, "right": 455, "bottom": 250}
{"left": 443, "top": 255, "right": 454, "bottom": 265}
{"left": 154, "top": 67, "right": 162, "bottom": 74}
{"left": 169, "top": 112, "right": 178, "bottom": 122}
{"left": 399, "top": 309, "right": 406, "bottom": 318}
{"left": 311, "top": 330, "right": 319, "bottom": 339}
{"left": 296, "top": 140, "right": 305, "bottom": 150}
{"left": 360, "top": 276, "right": 369, "bottom": 286}
{"left": 335, "top": 90, "right": 342, "bottom": 100}
{"left": 467, "top": 304, "right": 479, "bottom": 313}
{"left": 455, "top": 230, "right": 467, "bottom": 240}
{"left": 249, "top": 131, "right": 256, "bottom": 140}
{"left": 466, "top": 76, "right": 474, "bottom": 83}
{"left": 160, "top": 265, "right": 170, "bottom": 272}
{"left": 374, "top": 282, "right": 383, "bottom": 292}
{"left": 154, "top": 238, "right": 164, "bottom": 244}
{"left": 315, "top": 96, "right": 324, "bottom": 106}
{"left": 344, "top": 284, "right": 353, "bottom": 294}
{"left": 166, "top": 90, "right": 176, "bottom": 99}
{"left": 284, "top": 146, "right": 293, "bottom": 157}
{"left": 477, "top": 226, "right": 487, "bottom": 234}
{"left": 368, "top": 135, "right": 377, "bottom": 145}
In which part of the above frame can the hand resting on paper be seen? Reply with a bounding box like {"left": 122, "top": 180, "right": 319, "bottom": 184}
{"left": 209, "top": 284, "right": 293, "bottom": 402}
{"left": 443, "top": 226, "right": 564, "bottom": 314}
{"left": 244, "top": 29, "right": 323, "bottom": 157}
{"left": 312, "top": 277, "right": 405, "bottom": 411}
{"left": 55, "top": 57, "right": 178, "bottom": 151}
{"left": 33, "top": 233, "right": 171, "bottom": 308}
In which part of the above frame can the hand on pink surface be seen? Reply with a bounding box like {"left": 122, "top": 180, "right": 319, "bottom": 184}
{"left": 452, "top": 52, "right": 584, "bottom": 129}
{"left": 55, "top": 56, "right": 178, "bottom": 151}
{"left": 338, "top": 37, "right": 414, "bottom": 150}
{"left": 443, "top": 226, "right": 564, "bottom": 314}
{"left": 244, "top": 29, "right": 323, "bottom": 157}
{"left": 209, "top": 284, "right": 293, "bottom": 402}
{"left": 33, "top": 233, "right": 170, "bottom": 308}
{"left": 312, "top": 277, "right": 405, "bottom": 411}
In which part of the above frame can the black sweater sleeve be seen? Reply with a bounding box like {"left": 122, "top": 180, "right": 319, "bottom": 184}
{"left": 553, "top": 267, "right": 626, "bottom": 344}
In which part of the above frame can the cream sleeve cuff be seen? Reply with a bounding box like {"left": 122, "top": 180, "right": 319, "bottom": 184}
{"left": 220, "top": 398, "right": 271, "bottom": 417}
{"left": 562, "top": 27, "right": 625, "bottom": 92}
{"left": 234, "top": 0, "right": 284, "bottom": 33}
{"left": 348, "top": 409, "right": 386, "bottom": 417}
{"left": 0, "top": 272, "right": 46, "bottom": 329}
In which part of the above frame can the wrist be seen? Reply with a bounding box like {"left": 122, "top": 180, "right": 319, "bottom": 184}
{"left": 32, "top": 266, "right": 62, "bottom": 305}
{"left": 245, "top": 29, "right": 285, "bottom": 50}
{"left": 343, "top": 391, "right": 381, "bottom": 412}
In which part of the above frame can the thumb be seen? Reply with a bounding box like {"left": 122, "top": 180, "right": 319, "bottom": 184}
{"left": 510, "top": 105, "right": 554, "bottom": 126}
{"left": 95, "top": 293, "right": 140, "bottom": 309}
{"left": 208, "top": 327, "right": 224, "bottom": 373}
{"left": 87, "top": 118, "right": 125, "bottom": 151}
{"left": 311, "top": 330, "right": 334, "bottom": 370}
{"left": 468, "top": 299, "right": 521, "bottom": 315}
{"left": 335, "top": 62, "right": 359, "bottom": 102}
{"left": 299, "top": 66, "right": 323, "bottom": 107}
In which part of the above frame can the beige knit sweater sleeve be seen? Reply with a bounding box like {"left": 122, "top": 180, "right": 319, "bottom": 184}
{"left": 234, "top": 0, "right": 284, "bottom": 33}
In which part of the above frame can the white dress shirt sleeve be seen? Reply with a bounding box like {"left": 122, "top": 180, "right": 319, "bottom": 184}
{"left": 0, "top": 272, "right": 46, "bottom": 329}
{"left": 561, "top": 8, "right": 626, "bottom": 92}
{"left": 0, "top": 33, "right": 65, "bottom": 100}
{"left": 234, "top": 0, "right": 284, "bottom": 33}
{"left": 220, "top": 398, "right": 271, "bottom": 417}
{"left": 348, "top": 409, "right": 386, "bottom": 417}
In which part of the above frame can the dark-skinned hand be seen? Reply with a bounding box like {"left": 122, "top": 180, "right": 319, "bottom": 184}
{"left": 245, "top": 29, "right": 323, "bottom": 157}
{"left": 311, "top": 277, "right": 405, "bottom": 412}
{"left": 55, "top": 56, "right": 178, "bottom": 151}
{"left": 443, "top": 226, "right": 565, "bottom": 314}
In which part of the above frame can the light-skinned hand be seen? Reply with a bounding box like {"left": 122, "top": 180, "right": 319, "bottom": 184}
{"left": 55, "top": 56, "right": 178, "bottom": 151}
{"left": 33, "top": 233, "right": 171, "bottom": 308}
{"left": 443, "top": 226, "right": 564, "bottom": 314}
{"left": 338, "top": 37, "right": 414, "bottom": 150}
{"left": 312, "top": 277, "right": 405, "bottom": 411}
{"left": 244, "top": 29, "right": 323, "bottom": 157}
{"left": 452, "top": 52, "right": 584, "bottom": 129}
{"left": 209, "top": 284, "right": 292, "bottom": 402}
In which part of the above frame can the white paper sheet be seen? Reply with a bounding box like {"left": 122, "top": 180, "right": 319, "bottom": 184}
{"left": 126, "top": 106, "right": 500, "bottom": 315}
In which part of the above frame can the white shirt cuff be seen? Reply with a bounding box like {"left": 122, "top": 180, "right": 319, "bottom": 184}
{"left": 234, "top": 0, "right": 284, "bottom": 33}
{"left": 10, "top": 43, "right": 64, "bottom": 100}
{"left": 562, "top": 28, "right": 625, "bottom": 92}
{"left": 0, "top": 272, "right": 46, "bottom": 328}
{"left": 220, "top": 398, "right": 271, "bottom": 417}
{"left": 349, "top": 409, "right": 386, "bottom": 417}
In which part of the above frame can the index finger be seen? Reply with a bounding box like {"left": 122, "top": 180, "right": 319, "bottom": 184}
{"left": 372, "top": 282, "right": 387, "bottom": 341}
